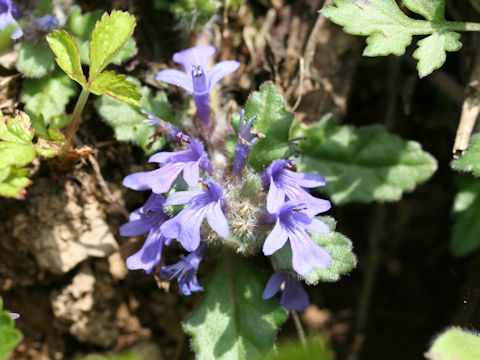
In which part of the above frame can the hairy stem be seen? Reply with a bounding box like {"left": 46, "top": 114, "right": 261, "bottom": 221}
{"left": 291, "top": 310, "right": 307, "bottom": 347}
{"left": 62, "top": 87, "right": 90, "bottom": 156}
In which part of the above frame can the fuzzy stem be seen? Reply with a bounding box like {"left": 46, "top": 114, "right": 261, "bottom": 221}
{"left": 62, "top": 87, "right": 90, "bottom": 156}
{"left": 291, "top": 310, "right": 307, "bottom": 347}
{"left": 446, "top": 21, "right": 480, "bottom": 32}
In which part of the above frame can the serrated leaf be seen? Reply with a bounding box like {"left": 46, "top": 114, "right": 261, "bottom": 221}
{"left": 21, "top": 68, "right": 78, "bottom": 122}
{"left": 451, "top": 176, "right": 480, "bottom": 257}
{"left": 321, "top": 0, "right": 463, "bottom": 77}
{"left": 0, "top": 298, "right": 22, "bottom": 359}
{"left": 183, "top": 253, "right": 287, "bottom": 360}
{"left": 243, "top": 82, "right": 293, "bottom": 171}
{"left": 88, "top": 11, "right": 136, "bottom": 80}
{"left": 46, "top": 30, "right": 86, "bottom": 86}
{"left": 15, "top": 42, "right": 55, "bottom": 78}
{"left": 413, "top": 31, "right": 461, "bottom": 78}
{"left": 88, "top": 71, "right": 141, "bottom": 106}
{"left": 0, "top": 143, "right": 35, "bottom": 168}
{"left": 0, "top": 111, "right": 34, "bottom": 144}
{"left": 0, "top": 166, "right": 31, "bottom": 199}
{"left": 95, "top": 80, "right": 173, "bottom": 154}
{"left": 292, "top": 115, "right": 437, "bottom": 204}
{"left": 451, "top": 134, "right": 480, "bottom": 176}
{"left": 425, "top": 327, "right": 480, "bottom": 360}
{"left": 272, "top": 216, "right": 356, "bottom": 284}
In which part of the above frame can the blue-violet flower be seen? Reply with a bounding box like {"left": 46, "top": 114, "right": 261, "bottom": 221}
{"left": 156, "top": 46, "right": 240, "bottom": 127}
{"left": 159, "top": 243, "right": 208, "bottom": 296}
{"left": 262, "top": 271, "right": 309, "bottom": 311}
{"left": 263, "top": 159, "right": 331, "bottom": 217}
{"left": 232, "top": 110, "right": 261, "bottom": 177}
{"left": 141, "top": 109, "right": 181, "bottom": 141}
{"left": 0, "top": 0, "right": 23, "bottom": 39}
{"left": 123, "top": 138, "right": 213, "bottom": 194}
{"left": 120, "top": 193, "right": 172, "bottom": 274}
{"left": 36, "top": 14, "right": 58, "bottom": 33}
{"left": 9, "top": 312, "right": 20, "bottom": 320}
{"left": 264, "top": 202, "right": 332, "bottom": 276}
{"left": 160, "top": 179, "right": 229, "bottom": 252}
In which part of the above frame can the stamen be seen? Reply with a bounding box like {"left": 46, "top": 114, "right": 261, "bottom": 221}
{"left": 139, "top": 210, "right": 155, "bottom": 215}
{"left": 199, "top": 180, "right": 210, "bottom": 190}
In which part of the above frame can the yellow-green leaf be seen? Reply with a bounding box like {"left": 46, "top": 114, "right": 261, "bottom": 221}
{"left": 46, "top": 30, "right": 86, "bottom": 86}
{"left": 88, "top": 11, "right": 136, "bottom": 80}
{"left": 88, "top": 71, "right": 141, "bottom": 106}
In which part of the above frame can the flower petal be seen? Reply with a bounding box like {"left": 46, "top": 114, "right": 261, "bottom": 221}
{"left": 148, "top": 164, "right": 184, "bottom": 194}
{"left": 305, "top": 218, "right": 331, "bottom": 234}
{"left": 285, "top": 171, "right": 326, "bottom": 188}
{"left": 281, "top": 277, "right": 309, "bottom": 311}
{"left": 173, "top": 46, "right": 216, "bottom": 73}
{"left": 206, "top": 60, "right": 240, "bottom": 88}
{"left": 206, "top": 201, "right": 229, "bottom": 238}
{"left": 126, "top": 230, "right": 165, "bottom": 274}
{"left": 266, "top": 179, "right": 286, "bottom": 214}
{"left": 164, "top": 189, "right": 203, "bottom": 205}
{"left": 262, "top": 272, "right": 287, "bottom": 299}
{"left": 284, "top": 186, "right": 331, "bottom": 217}
{"left": 289, "top": 230, "right": 332, "bottom": 276}
{"left": 161, "top": 207, "right": 206, "bottom": 252}
{"left": 120, "top": 217, "right": 155, "bottom": 236}
{"left": 122, "top": 171, "right": 153, "bottom": 191}
{"left": 263, "top": 219, "right": 288, "bottom": 256}
{"left": 183, "top": 161, "right": 200, "bottom": 188}
{"left": 156, "top": 69, "right": 193, "bottom": 92}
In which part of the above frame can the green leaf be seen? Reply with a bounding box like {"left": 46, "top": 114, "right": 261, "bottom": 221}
{"left": 0, "top": 298, "right": 22, "bottom": 359}
{"left": 321, "top": 0, "right": 462, "bottom": 77}
{"left": 243, "top": 82, "right": 293, "bottom": 171}
{"left": 0, "top": 166, "right": 31, "bottom": 199}
{"left": 292, "top": 115, "right": 437, "bottom": 204}
{"left": 15, "top": 42, "right": 55, "bottom": 78}
{"left": 272, "top": 216, "right": 356, "bottom": 284}
{"left": 21, "top": 68, "right": 78, "bottom": 122}
{"left": 88, "top": 71, "right": 141, "bottom": 106}
{"left": 95, "top": 80, "right": 173, "bottom": 154}
{"left": 46, "top": 30, "right": 86, "bottom": 86}
{"left": 413, "top": 31, "right": 462, "bottom": 78}
{"left": 0, "top": 143, "right": 35, "bottom": 168}
{"left": 425, "top": 327, "right": 480, "bottom": 360}
{"left": 451, "top": 175, "right": 480, "bottom": 257}
{"left": 451, "top": 134, "right": 480, "bottom": 176}
{"left": 183, "top": 253, "right": 288, "bottom": 360}
{"left": 88, "top": 11, "right": 136, "bottom": 80}
{"left": 262, "top": 336, "right": 333, "bottom": 360}
{"left": 34, "top": 0, "right": 53, "bottom": 17}
{"left": 0, "top": 111, "right": 34, "bottom": 144}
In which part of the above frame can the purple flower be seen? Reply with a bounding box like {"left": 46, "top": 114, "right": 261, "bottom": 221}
{"left": 264, "top": 202, "right": 332, "bottom": 276}
{"left": 141, "top": 109, "right": 180, "bottom": 141}
{"left": 263, "top": 159, "right": 331, "bottom": 217}
{"left": 36, "top": 14, "right": 58, "bottom": 33}
{"left": 262, "top": 271, "right": 309, "bottom": 311}
{"left": 9, "top": 312, "right": 20, "bottom": 320}
{"left": 156, "top": 46, "right": 240, "bottom": 127}
{"left": 160, "top": 179, "right": 229, "bottom": 252}
{"left": 0, "top": 0, "right": 23, "bottom": 39}
{"left": 159, "top": 243, "right": 208, "bottom": 296}
{"left": 232, "top": 110, "right": 261, "bottom": 177}
{"left": 123, "top": 138, "right": 213, "bottom": 194}
{"left": 120, "top": 193, "right": 172, "bottom": 274}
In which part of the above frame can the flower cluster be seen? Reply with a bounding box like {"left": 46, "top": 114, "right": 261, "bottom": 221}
{"left": 121, "top": 46, "right": 333, "bottom": 310}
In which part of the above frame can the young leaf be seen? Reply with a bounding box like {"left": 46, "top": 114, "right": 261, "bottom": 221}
{"left": 0, "top": 112, "right": 36, "bottom": 168}
{"left": 46, "top": 30, "right": 86, "bottom": 86}
{"left": 183, "top": 253, "right": 288, "bottom": 360}
{"left": 0, "top": 298, "right": 22, "bottom": 359}
{"left": 243, "top": 82, "right": 293, "bottom": 171}
{"left": 291, "top": 115, "right": 437, "bottom": 204}
{"left": 21, "top": 68, "right": 78, "bottom": 122}
{"left": 451, "top": 134, "right": 480, "bottom": 176}
{"left": 15, "top": 42, "right": 55, "bottom": 78}
{"left": 451, "top": 175, "right": 480, "bottom": 257}
{"left": 87, "top": 71, "right": 141, "bottom": 106}
{"left": 272, "top": 216, "right": 356, "bottom": 284}
{"left": 95, "top": 81, "right": 173, "bottom": 154}
{"left": 321, "top": 0, "right": 463, "bottom": 77}
{"left": 88, "top": 11, "right": 136, "bottom": 80}
{"left": 0, "top": 166, "right": 31, "bottom": 199}
{"left": 425, "top": 327, "right": 480, "bottom": 360}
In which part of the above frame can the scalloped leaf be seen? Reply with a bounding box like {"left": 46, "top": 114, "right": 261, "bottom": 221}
{"left": 321, "top": 0, "right": 462, "bottom": 77}
{"left": 15, "top": 41, "right": 55, "bottom": 78}
{"left": 88, "top": 11, "right": 136, "bottom": 80}
{"left": 0, "top": 112, "right": 36, "bottom": 168}
{"left": 88, "top": 71, "right": 141, "bottom": 106}
{"left": 291, "top": 115, "right": 437, "bottom": 204}
{"left": 425, "top": 327, "right": 480, "bottom": 360}
{"left": 243, "top": 82, "right": 293, "bottom": 171}
{"left": 451, "top": 134, "right": 480, "bottom": 176}
{"left": 183, "top": 253, "right": 287, "bottom": 360}
{"left": 46, "top": 30, "right": 86, "bottom": 86}
{"left": 95, "top": 80, "right": 173, "bottom": 154}
{"left": 21, "top": 68, "right": 78, "bottom": 123}
{"left": 0, "top": 167, "right": 31, "bottom": 199}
